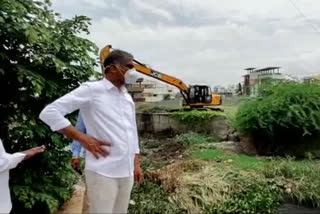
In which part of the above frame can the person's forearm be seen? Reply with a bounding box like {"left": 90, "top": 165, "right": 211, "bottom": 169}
{"left": 134, "top": 154, "right": 140, "bottom": 167}
{"left": 59, "top": 125, "right": 88, "bottom": 145}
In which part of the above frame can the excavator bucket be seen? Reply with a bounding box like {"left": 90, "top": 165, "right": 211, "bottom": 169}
{"left": 99, "top": 45, "right": 113, "bottom": 71}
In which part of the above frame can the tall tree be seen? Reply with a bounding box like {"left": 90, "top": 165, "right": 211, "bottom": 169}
{"left": 0, "top": 0, "right": 98, "bottom": 212}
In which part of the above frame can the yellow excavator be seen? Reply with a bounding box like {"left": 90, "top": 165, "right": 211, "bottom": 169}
{"left": 99, "top": 45, "right": 222, "bottom": 109}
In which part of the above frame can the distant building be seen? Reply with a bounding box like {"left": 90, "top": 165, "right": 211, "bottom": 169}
{"left": 213, "top": 85, "right": 233, "bottom": 97}
{"left": 303, "top": 74, "right": 320, "bottom": 84}
{"left": 243, "top": 67, "right": 285, "bottom": 96}
{"left": 127, "top": 80, "right": 177, "bottom": 102}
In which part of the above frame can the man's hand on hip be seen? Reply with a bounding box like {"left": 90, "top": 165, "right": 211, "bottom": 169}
{"left": 58, "top": 126, "right": 112, "bottom": 159}
{"left": 82, "top": 136, "right": 112, "bottom": 159}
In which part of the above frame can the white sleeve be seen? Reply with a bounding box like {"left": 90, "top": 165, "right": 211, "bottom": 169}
{"left": 39, "top": 83, "right": 92, "bottom": 131}
{"left": 0, "top": 139, "right": 26, "bottom": 172}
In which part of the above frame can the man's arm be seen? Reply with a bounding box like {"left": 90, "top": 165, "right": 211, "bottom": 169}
{"left": 132, "top": 109, "right": 142, "bottom": 183}
{"left": 134, "top": 154, "right": 142, "bottom": 184}
{"left": 39, "top": 84, "right": 111, "bottom": 159}
{"left": 39, "top": 84, "right": 91, "bottom": 132}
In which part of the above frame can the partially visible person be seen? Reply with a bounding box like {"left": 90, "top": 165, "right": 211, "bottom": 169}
{"left": 0, "top": 139, "right": 45, "bottom": 213}
{"left": 71, "top": 113, "right": 86, "bottom": 171}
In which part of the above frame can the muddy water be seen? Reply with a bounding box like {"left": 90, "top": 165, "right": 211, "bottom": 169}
{"left": 278, "top": 204, "right": 320, "bottom": 214}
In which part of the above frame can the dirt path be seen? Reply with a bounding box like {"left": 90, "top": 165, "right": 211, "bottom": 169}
{"left": 56, "top": 182, "right": 86, "bottom": 214}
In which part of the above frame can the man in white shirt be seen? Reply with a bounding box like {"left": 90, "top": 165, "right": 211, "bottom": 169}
{"left": 0, "top": 139, "right": 45, "bottom": 213}
{"left": 39, "top": 49, "right": 142, "bottom": 213}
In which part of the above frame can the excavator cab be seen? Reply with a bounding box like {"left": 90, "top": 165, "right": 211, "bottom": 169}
{"left": 188, "top": 85, "right": 212, "bottom": 104}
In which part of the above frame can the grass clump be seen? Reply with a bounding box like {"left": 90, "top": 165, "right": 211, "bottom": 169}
{"left": 136, "top": 104, "right": 172, "bottom": 113}
{"left": 171, "top": 163, "right": 282, "bottom": 214}
{"left": 263, "top": 157, "right": 320, "bottom": 208}
{"left": 172, "top": 110, "right": 225, "bottom": 125}
{"left": 129, "top": 180, "right": 185, "bottom": 214}
{"left": 176, "top": 132, "right": 217, "bottom": 146}
{"left": 209, "top": 174, "right": 282, "bottom": 214}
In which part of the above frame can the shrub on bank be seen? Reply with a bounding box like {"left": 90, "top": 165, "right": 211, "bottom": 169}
{"left": 234, "top": 82, "right": 320, "bottom": 154}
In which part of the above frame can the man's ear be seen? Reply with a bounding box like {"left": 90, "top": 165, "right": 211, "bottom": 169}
{"left": 105, "top": 65, "right": 116, "bottom": 74}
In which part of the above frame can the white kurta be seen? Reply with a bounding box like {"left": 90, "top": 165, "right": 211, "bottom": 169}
{"left": 0, "top": 139, "right": 25, "bottom": 213}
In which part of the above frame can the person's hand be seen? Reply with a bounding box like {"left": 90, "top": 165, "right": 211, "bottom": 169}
{"left": 134, "top": 165, "right": 143, "bottom": 184}
{"left": 82, "top": 136, "right": 112, "bottom": 159}
{"left": 71, "top": 157, "right": 81, "bottom": 170}
{"left": 23, "top": 145, "right": 46, "bottom": 160}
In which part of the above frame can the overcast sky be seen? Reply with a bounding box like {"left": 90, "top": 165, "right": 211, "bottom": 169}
{"left": 51, "top": 0, "right": 320, "bottom": 87}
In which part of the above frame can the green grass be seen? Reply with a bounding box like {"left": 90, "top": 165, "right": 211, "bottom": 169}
{"left": 192, "top": 148, "right": 225, "bottom": 160}
{"left": 221, "top": 105, "right": 238, "bottom": 121}
{"left": 192, "top": 147, "right": 266, "bottom": 171}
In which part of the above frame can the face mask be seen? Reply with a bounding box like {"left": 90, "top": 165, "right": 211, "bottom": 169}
{"left": 124, "top": 68, "right": 139, "bottom": 84}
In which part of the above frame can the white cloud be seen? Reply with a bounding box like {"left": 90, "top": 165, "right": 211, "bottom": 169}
{"left": 52, "top": 0, "right": 320, "bottom": 86}
{"left": 128, "top": 0, "right": 174, "bottom": 22}
{"left": 81, "top": 0, "right": 109, "bottom": 8}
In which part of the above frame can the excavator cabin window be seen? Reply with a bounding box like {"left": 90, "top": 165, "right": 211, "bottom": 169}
{"left": 188, "top": 85, "right": 212, "bottom": 104}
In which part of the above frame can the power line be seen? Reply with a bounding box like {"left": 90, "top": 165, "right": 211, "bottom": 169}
{"left": 288, "top": 0, "right": 320, "bottom": 34}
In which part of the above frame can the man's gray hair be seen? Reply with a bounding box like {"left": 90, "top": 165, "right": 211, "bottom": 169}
{"left": 103, "top": 49, "right": 133, "bottom": 70}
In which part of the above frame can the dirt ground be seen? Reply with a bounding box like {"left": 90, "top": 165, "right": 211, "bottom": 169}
{"left": 139, "top": 134, "right": 187, "bottom": 169}
{"left": 56, "top": 183, "right": 85, "bottom": 214}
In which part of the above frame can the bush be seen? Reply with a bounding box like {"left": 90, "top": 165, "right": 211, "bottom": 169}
{"left": 0, "top": 0, "right": 98, "bottom": 212}
{"left": 129, "top": 181, "right": 185, "bottom": 214}
{"left": 234, "top": 82, "right": 320, "bottom": 154}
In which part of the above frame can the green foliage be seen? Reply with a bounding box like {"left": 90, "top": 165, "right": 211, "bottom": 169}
{"left": 137, "top": 135, "right": 320, "bottom": 213}
{"left": 263, "top": 157, "right": 320, "bottom": 208}
{"left": 209, "top": 174, "right": 282, "bottom": 214}
{"left": 0, "top": 0, "right": 98, "bottom": 212}
{"left": 234, "top": 82, "right": 320, "bottom": 153}
{"left": 175, "top": 132, "right": 216, "bottom": 146}
{"left": 138, "top": 105, "right": 172, "bottom": 113}
{"left": 172, "top": 110, "right": 225, "bottom": 125}
{"left": 129, "top": 181, "right": 185, "bottom": 214}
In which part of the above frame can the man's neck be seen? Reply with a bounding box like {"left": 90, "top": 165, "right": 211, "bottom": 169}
{"left": 105, "top": 76, "right": 123, "bottom": 90}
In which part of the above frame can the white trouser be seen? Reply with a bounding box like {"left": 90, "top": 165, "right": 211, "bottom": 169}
{"left": 85, "top": 170, "right": 134, "bottom": 214}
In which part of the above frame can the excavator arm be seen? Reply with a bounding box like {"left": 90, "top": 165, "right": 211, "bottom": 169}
{"left": 133, "top": 60, "right": 189, "bottom": 93}
{"left": 133, "top": 59, "right": 191, "bottom": 103}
